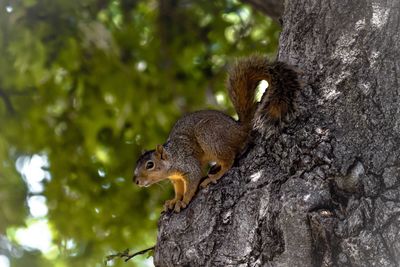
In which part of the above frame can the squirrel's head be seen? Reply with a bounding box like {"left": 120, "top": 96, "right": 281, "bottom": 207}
{"left": 133, "top": 144, "right": 170, "bottom": 187}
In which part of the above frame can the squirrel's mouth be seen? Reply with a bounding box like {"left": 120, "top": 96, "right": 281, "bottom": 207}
{"left": 136, "top": 180, "right": 150, "bottom": 187}
{"left": 135, "top": 178, "right": 158, "bottom": 187}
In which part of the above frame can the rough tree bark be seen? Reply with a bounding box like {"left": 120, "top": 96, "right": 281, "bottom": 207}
{"left": 154, "top": 0, "right": 400, "bottom": 266}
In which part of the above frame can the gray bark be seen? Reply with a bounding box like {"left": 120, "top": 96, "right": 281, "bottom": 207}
{"left": 154, "top": 0, "right": 400, "bottom": 266}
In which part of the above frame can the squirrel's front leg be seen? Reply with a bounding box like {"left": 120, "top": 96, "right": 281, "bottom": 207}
{"left": 168, "top": 166, "right": 202, "bottom": 212}
{"left": 164, "top": 180, "right": 184, "bottom": 211}
{"left": 175, "top": 169, "right": 201, "bottom": 212}
{"left": 177, "top": 179, "right": 199, "bottom": 212}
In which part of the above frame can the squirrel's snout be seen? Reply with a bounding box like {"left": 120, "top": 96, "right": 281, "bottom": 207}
{"left": 133, "top": 169, "right": 140, "bottom": 185}
{"left": 135, "top": 178, "right": 152, "bottom": 187}
{"left": 134, "top": 176, "right": 146, "bottom": 187}
{"left": 133, "top": 173, "right": 139, "bottom": 185}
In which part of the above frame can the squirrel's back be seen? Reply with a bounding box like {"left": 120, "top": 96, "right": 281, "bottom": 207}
{"left": 168, "top": 110, "right": 236, "bottom": 137}
{"left": 167, "top": 110, "right": 248, "bottom": 157}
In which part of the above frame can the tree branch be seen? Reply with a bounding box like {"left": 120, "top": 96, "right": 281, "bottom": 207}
{"left": 0, "top": 89, "right": 15, "bottom": 115}
{"left": 105, "top": 246, "right": 155, "bottom": 264}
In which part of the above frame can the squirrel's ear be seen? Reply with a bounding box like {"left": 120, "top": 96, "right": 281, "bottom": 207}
{"left": 155, "top": 144, "right": 168, "bottom": 160}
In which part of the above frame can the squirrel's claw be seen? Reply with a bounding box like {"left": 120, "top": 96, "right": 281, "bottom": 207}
{"left": 200, "top": 175, "right": 219, "bottom": 188}
{"left": 164, "top": 199, "right": 177, "bottom": 211}
{"left": 173, "top": 200, "right": 186, "bottom": 213}
{"left": 163, "top": 199, "right": 187, "bottom": 213}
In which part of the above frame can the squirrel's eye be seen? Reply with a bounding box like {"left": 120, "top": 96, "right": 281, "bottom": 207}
{"left": 145, "top": 161, "right": 154, "bottom": 170}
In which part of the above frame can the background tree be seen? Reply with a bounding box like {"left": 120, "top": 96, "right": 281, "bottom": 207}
{"left": 155, "top": 0, "right": 400, "bottom": 266}
{"left": 0, "top": 0, "right": 279, "bottom": 266}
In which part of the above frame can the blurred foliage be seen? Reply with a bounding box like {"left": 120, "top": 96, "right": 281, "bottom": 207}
{"left": 0, "top": 0, "right": 279, "bottom": 266}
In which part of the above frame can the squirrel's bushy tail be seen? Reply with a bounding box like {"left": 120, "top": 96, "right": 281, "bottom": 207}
{"left": 227, "top": 55, "right": 301, "bottom": 135}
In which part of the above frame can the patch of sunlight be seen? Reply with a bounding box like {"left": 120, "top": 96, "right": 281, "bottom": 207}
{"left": 65, "top": 239, "right": 77, "bottom": 250}
{"left": 16, "top": 154, "right": 50, "bottom": 193}
{"left": 210, "top": 55, "right": 224, "bottom": 68}
{"left": 98, "top": 168, "right": 106, "bottom": 177}
{"left": 61, "top": 239, "right": 78, "bottom": 257}
{"left": 237, "top": 7, "right": 251, "bottom": 22}
{"left": 143, "top": 257, "right": 154, "bottom": 267}
{"left": 27, "top": 195, "right": 48, "bottom": 217}
{"left": 110, "top": 0, "right": 122, "bottom": 28}
{"left": 104, "top": 93, "right": 115, "bottom": 104}
{"left": 97, "top": 10, "right": 108, "bottom": 23}
{"left": 199, "top": 14, "right": 212, "bottom": 27}
{"left": 256, "top": 80, "right": 268, "bottom": 102}
{"left": 135, "top": 134, "right": 142, "bottom": 144}
{"left": 115, "top": 177, "right": 125, "bottom": 183}
{"left": 224, "top": 26, "right": 236, "bottom": 43}
{"left": 0, "top": 255, "right": 10, "bottom": 267}
{"left": 222, "top": 6, "right": 250, "bottom": 23}
{"left": 5, "top": 6, "right": 13, "bottom": 13}
{"left": 95, "top": 147, "right": 110, "bottom": 163}
{"left": 371, "top": 3, "right": 389, "bottom": 28}
{"left": 222, "top": 12, "right": 241, "bottom": 24}
{"left": 215, "top": 91, "right": 227, "bottom": 106}
{"left": 128, "top": 256, "right": 154, "bottom": 267}
{"left": 14, "top": 219, "right": 56, "bottom": 256}
{"left": 137, "top": 61, "right": 147, "bottom": 72}
{"left": 250, "top": 170, "right": 263, "bottom": 182}
{"left": 54, "top": 68, "right": 67, "bottom": 84}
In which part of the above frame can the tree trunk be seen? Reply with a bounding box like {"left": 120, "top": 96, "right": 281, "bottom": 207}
{"left": 154, "top": 0, "right": 400, "bottom": 266}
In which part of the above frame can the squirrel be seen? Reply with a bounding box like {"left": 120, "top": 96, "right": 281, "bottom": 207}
{"left": 133, "top": 55, "right": 301, "bottom": 212}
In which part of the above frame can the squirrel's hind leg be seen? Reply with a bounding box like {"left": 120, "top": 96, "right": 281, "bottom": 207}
{"left": 200, "top": 157, "right": 234, "bottom": 188}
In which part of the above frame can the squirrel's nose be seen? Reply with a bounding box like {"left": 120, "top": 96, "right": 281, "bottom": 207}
{"left": 133, "top": 169, "right": 139, "bottom": 184}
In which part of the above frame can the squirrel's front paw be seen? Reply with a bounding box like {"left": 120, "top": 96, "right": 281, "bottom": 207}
{"left": 173, "top": 200, "right": 187, "bottom": 213}
{"left": 164, "top": 199, "right": 177, "bottom": 211}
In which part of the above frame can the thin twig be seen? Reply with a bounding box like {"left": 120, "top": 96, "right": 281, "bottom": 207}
{"left": 105, "top": 246, "right": 155, "bottom": 265}
{"left": 0, "top": 89, "right": 15, "bottom": 115}
{"left": 124, "top": 246, "right": 155, "bottom": 262}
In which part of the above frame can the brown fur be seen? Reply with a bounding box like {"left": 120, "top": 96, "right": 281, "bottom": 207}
{"left": 134, "top": 55, "right": 301, "bottom": 212}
